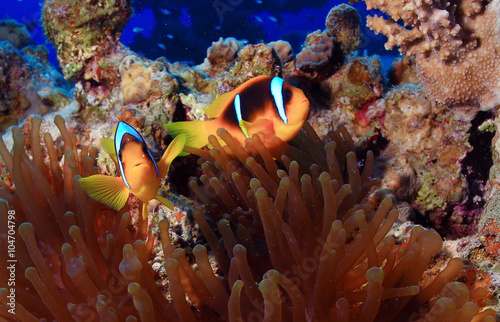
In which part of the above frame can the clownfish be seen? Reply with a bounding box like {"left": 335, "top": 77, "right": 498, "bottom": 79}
{"left": 165, "top": 75, "right": 309, "bottom": 153}
{"left": 79, "top": 122, "right": 186, "bottom": 216}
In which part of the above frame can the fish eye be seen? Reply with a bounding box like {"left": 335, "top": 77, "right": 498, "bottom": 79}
{"left": 283, "top": 89, "right": 293, "bottom": 102}
{"left": 142, "top": 143, "right": 149, "bottom": 154}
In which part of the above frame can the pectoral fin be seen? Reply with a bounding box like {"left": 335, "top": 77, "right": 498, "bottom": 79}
{"left": 101, "top": 138, "right": 117, "bottom": 162}
{"left": 156, "top": 194, "right": 174, "bottom": 210}
{"left": 78, "top": 175, "right": 129, "bottom": 210}
{"left": 158, "top": 134, "right": 187, "bottom": 177}
{"left": 239, "top": 119, "right": 275, "bottom": 139}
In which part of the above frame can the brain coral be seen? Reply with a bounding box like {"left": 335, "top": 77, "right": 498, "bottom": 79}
{"left": 354, "top": 0, "right": 500, "bottom": 114}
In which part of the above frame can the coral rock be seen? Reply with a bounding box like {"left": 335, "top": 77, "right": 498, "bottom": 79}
{"left": 322, "top": 56, "right": 384, "bottom": 112}
{"left": 0, "top": 19, "right": 32, "bottom": 49}
{"left": 0, "top": 40, "right": 70, "bottom": 131}
{"left": 325, "top": 4, "right": 361, "bottom": 55}
{"left": 387, "top": 56, "right": 419, "bottom": 87}
{"left": 199, "top": 37, "right": 247, "bottom": 76}
{"left": 380, "top": 84, "right": 472, "bottom": 235}
{"left": 211, "top": 44, "right": 281, "bottom": 97}
{"left": 42, "top": 0, "right": 132, "bottom": 79}
{"left": 295, "top": 29, "right": 337, "bottom": 71}
{"left": 119, "top": 55, "right": 178, "bottom": 104}
{"left": 267, "top": 40, "right": 293, "bottom": 65}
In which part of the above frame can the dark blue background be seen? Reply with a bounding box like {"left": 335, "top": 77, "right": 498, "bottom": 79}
{"left": 1, "top": 0, "right": 394, "bottom": 69}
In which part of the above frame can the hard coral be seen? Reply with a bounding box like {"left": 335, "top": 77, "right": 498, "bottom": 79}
{"left": 0, "top": 19, "right": 31, "bottom": 49}
{"left": 0, "top": 40, "right": 71, "bottom": 132}
{"left": 198, "top": 37, "right": 247, "bottom": 76}
{"left": 42, "top": 0, "right": 132, "bottom": 79}
{"left": 295, "top": 29, "right": 337, "bottom": 71}
{"left": 354, "top": 0, "right": 500, "bottom": 114}
{"left": 322, "top": 56, "right": 384, "bottom": 113}
{"left": 210, "top": 44, "right": 281, "bottom": 98}
{"left": 119, "top": 55, "right": 178, "bottom": 105}
{"left": 325, "top": 4, "right": 361, "bottom": 55}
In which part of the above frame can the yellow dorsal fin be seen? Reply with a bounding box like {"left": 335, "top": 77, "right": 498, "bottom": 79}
{"left": 158, "top": 134, "right": 187, "bottom": 177}
{"left": 101, "top": 138, "right": 117, "bottom": 162}
{"left": 78, "top": 175, "right": 129, "bottom": 210}
{"left": 204, "top": 91, "right": 235, "bottom": 118}
{"left": 156, "top": 194, "right": 174, "bottom": 210}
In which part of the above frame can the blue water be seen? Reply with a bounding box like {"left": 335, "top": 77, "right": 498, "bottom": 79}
{"left": 1, "top": 0, "right": 396, "bottom": 70}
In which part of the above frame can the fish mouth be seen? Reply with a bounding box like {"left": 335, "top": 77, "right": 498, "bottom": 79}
{"left": 301, "top": 99, "right": 309, "bottom": 104}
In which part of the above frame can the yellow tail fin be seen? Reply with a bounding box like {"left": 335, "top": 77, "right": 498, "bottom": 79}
{"left": 78, "top": 175, "right": 129, "bottom": 210}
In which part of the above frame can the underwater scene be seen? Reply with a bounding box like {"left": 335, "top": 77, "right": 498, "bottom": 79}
{"left": 0, "top": 0, "right": 499, "bottom": 320}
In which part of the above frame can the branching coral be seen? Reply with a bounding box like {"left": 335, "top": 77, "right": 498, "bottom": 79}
{"left": 352, "top": 0, "right": 500, "bottom": 113}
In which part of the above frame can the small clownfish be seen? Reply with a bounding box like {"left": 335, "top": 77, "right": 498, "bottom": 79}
{"left": 165, "top": 75, "right": 309, "bottom": 153}
{"left": 79, "top": 122, "right": 186, "bottom": 216}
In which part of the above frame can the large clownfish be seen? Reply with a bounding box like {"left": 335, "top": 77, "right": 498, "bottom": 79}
{"left": 165, "top": 75, "right": 309, "bottom": 153}
{"left": 79, "top": 122, "right": 186, "bottom": 216}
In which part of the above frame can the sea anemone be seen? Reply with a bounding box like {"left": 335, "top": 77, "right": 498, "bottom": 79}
{"left": 172, "top": 122, "right": 496, "bottom": 321}
{"left": 0, "top": 115, "right": 177, "bottom": 320}
{"left": 0, "top": 116, "right": 496, "bottom": 321}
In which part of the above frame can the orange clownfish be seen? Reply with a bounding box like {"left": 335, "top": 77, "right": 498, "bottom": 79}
{"left": 79, "top": 121, "right": 186, "bottom": 215}
{"left": 165, "top": 75, "right": 309, "bottom": 153}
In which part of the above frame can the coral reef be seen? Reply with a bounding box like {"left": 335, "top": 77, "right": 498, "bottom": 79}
{"left": 295, "top": 29, "right": 337, "bottom": 71}
{"left": 325, "top": 4, "right": 361, "bottom": 55}
{"left": 267, "top": 40, "right": 294, "bottom": 65}
{"left": 387, "top": 56, "right": 419, "bottom": 87}
{"left": 208, "top": 43, "right": 281, "bottom": 99}
{"left": 1, "top": 0, "right": 499, "bottom": 320}
{"left": 0, "top": 20, "right": 32, "bottom": 49}
{"left": 0, "top": 40, "right": 71, "bottom": 132}
{"left": 42, "top": 0, "right": 132, "bottom": 79}
{"left": 119, "top": 55, "right": 178, "bottom": 105}
{"left": 321, "top": 56, "right": 384, "bottom": 118}
{"left": 199, "top": 37, "right": 247, "bottom": 76}
{"left": 353, "top": 0, "right": 500, "bottom": 115}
